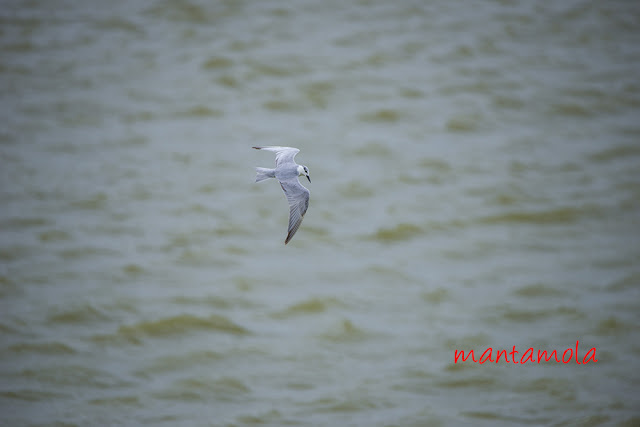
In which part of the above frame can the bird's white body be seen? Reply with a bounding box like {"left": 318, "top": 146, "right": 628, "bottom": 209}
{"left": 253, "top": 146, "right": 311, "bottom": 244}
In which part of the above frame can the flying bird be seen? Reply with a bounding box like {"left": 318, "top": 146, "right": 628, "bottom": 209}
{"left": 253, "top": 146, "right": 311, "bottom": 244}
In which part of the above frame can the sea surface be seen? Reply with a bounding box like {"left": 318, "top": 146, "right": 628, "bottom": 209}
{"left": 1, "top": 0, "right": 639, "bottom": 426}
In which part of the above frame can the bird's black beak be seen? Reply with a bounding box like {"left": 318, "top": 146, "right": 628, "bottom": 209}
{"left": 306, "top": 175, "right": 311, "bottom": 183}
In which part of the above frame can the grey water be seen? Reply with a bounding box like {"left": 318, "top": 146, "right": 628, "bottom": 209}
{"left": 1, "top": 0, "right": 639, "bottom": 426}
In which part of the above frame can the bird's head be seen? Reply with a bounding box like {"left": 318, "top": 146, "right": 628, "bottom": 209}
{"left": 297, "top": 165, "right": 311, "bottom": 182}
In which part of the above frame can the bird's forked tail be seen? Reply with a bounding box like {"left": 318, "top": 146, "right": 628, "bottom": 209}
{"left": 255, "top": 167, "right": 275, "bottom": 183}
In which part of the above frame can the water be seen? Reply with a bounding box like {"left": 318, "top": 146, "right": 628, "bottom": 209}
{"left": 1, "top": 0, "right": 639, "bottom": 426}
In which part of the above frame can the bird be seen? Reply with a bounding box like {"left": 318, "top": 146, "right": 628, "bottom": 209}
{"left": 253, "top": 146, "right": 311, "bottom": 244}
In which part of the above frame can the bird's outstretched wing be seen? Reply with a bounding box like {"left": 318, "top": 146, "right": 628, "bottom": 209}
{"left": 253, "top": 146, "right": 300, "bottom": 168}
{"left": 278, "top": 177, "right": 310, "bottom": 244}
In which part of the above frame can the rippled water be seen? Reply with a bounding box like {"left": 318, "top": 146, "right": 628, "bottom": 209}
{"left": 1, "top": 0, "right": 639, "bottom": 426}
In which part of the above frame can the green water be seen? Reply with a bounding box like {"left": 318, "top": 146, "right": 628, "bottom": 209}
{"left": 1, "top": 0, "right": 639, "bottom": 426}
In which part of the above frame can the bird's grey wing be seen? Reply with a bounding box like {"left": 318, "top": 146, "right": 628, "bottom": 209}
{"left": 278, "top": 177, "right": 310, "bottom": 244}
{"left": 253, "top": 146, "right": 300, "bottom": 168}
